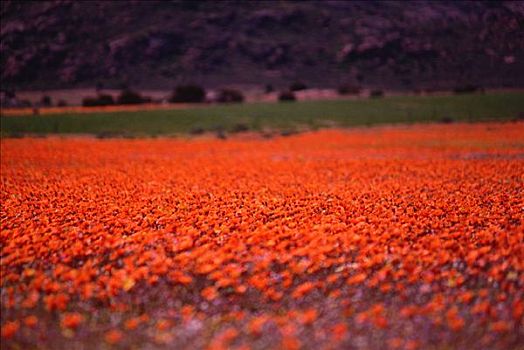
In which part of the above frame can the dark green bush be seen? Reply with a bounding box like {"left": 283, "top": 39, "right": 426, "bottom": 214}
{"left": 369, "top": 90, "right": 384, "bottom": 98}
{"left": 41, "top": 95, "right": 52, "bottom": 107}
{"left": 289, "top": 81, "right": 307, "bottom": 91}
{"left": 453, "top": 85, "right": 483, "bottom": 94}
{"left": 217, "top": 89, "right": 244, "bottom": 103}
{"left": 117, "top": 89, "right": 150, "bottom": 105}
{"left": 278, "top": 91, "right": 296, "bottom": 102}
{"left": 170, "top": 85, "right": 206, "bottom": 103}
{"left": 337, "top": 85, "right": 361, "bottom": 95}
{"left": 231, "top": 123, "right": 249, "bottom": 133}
{"left": 280, "top": 129, "right": 298, "bottom": 137}
{"left": 82, "top": 94, "right": 115, "bottom": 107}
{"left": 189, "top": 127, "right": 205, "bottom": 135}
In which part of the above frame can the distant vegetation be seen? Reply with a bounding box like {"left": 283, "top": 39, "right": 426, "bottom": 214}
{"left": 369, "top": 90, "right": 384, "bottom": 98}
{"left": 82, "top": 94, "right": 115, "bottom": 107}
{"left": 116, "top": 89, "right": 151, "bottom": 105}
{"left": 40, "top": 95, "right": 52, "bottom": 107}
{"left": 453, "top": 85, "right": 485, "bottom": 94}
{"left": 337, "top": 85, "right": 361, "bottom": 95}
{"left": 289, "top": 82, "right": 308, "bottom": 92}
{"left": 278, "top": 91, "right": 296, "bottom": 102}
{"left": 170, "top": 85, "right": 206, "bottom": 103}
{"left": 2, "top": 92, "right": 523, "bottom": 137}
{"left": 82, "top": 89, "right": 151, "bottom": 107}
{"left": 217, "top": 89, "right": 244, "bottom": 103}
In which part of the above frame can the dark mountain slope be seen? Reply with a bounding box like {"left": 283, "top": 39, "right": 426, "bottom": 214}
{"left": 1, "top": 0, "right": 523, "bottom": 90}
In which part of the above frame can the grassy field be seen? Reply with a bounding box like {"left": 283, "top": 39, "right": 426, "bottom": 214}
{"left": 1, "top": 92, "right": 523, "bottom": 137}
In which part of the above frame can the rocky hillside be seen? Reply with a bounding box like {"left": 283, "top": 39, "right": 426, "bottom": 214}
{"left": 1, "top": 0, "right": 523, "bottom": 91}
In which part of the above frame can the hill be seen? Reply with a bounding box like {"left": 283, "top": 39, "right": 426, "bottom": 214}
{"left": 1, "top": 0, "right": 523, "bottom": 91}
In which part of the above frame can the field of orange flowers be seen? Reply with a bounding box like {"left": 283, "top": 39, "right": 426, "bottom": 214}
{"left": 1, "top": 122, "right": 523, "bottom": 349}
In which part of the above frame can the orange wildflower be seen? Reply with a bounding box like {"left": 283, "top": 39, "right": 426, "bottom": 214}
{"left": 331, "top": 323, "right": 347, "bottom": 341}
{"left": 24, "top": 315, "right": 38, "bottom": 328}
{"left": 347, "top": 273, "right": 367, "bottom": 285}
{"left": 298, "top": 309, "right": 318, "bottom": 325}
{"left": 201, "top": 286, "right": 219, "bottom": 301}
{"left": 291, "top": 281, "right": 315, "bottom": 299}
{"left": 248, "top": 316, "right": 268, "bottom": 335}
{"left": 0, "top": 122, "right": 522, "bottom": 349}
{"left": 1, "top": 321, "right": 19, "bottom": 339}
{"left": 156, "top": 319, "right": 172, "bottom": 331}
{"left": 61, "top": 313, "right": 84, "bottom": 329}
{"left": 489, "top": 321, "right": 511, "bottom": 333}
{"left": 125, "top": 317, "right": 141, "bottom": 330}
{"left": 104, "top": 329, "right": 123, "bottom": 344}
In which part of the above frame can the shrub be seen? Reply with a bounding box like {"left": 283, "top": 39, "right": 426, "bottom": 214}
{"left": 4, "top": 90, "right": 16, "bottom": 99}
{"left": 212, "top": 125, "right": 227, "bottom": 139}
{"left": 424, "top": 87, "right": 439, "bottom": 94}
{"left": 337, "top": 85, "right": 361, "bottom": 95}
{"left": 6, "top": 132, "right": 25, "bottom": 138}
{"left": 95, "top": 81, "right": 104, "bottom": 92}
{"left": 170, "top": 85, "right": 206, "bottom": 103}
{"left": 280, "top": 129, "right": 298, "bottom": 137}
{"left": 231, "top": 123, "right": 250, "bottom": 133}
{"left": 19, "top": 100, "right": 32, "bottom": 107}
{"left": 96, "top": 131, "right": 117, "bottom": 139}
{"left": 453, "top": 85, "right": 483, "bottom": 94}
{"left": 189, "top": 127, "right": 205, "bottom": 135}
{"left": 289, "top": 81, "right": 307, "bottom": 91}
{"left": 217, "top": 89, "right": 244, "bottom": 103}
{"left": 117, "top": 89, "right": 149, "bottom": 105}
{"left": 278, "top": 91, "right": 296, "bottom": 102}
{"left": 369, "top": 90, "right": 384, "bottom": 98}
{"left": 82, "top": 94, "right": 115, "bottom": 107}
{"left": 57, "top": 99, "right": 68, "bottom": 107}
{"left": 41, "top": 95, "right": 52, "bottom": 107}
